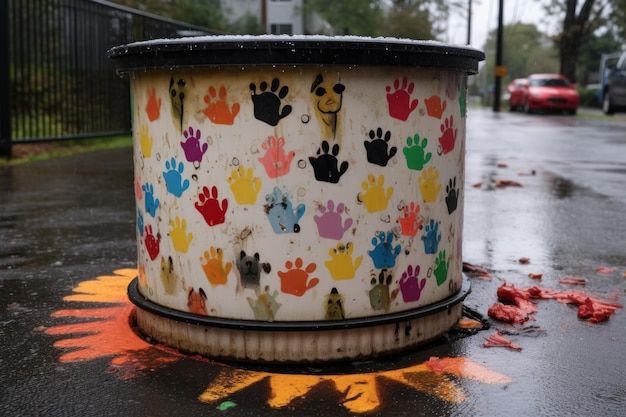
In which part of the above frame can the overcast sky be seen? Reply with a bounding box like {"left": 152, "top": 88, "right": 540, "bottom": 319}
{"left": 447, "top": 0, "right": 556, "bottom": 49}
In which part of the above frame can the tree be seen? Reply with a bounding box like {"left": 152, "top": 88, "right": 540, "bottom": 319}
{"left": 541, "top": 0, "right": 612, "bottom": 83}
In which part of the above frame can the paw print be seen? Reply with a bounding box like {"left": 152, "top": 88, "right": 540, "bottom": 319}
{"left": 228, "top": 165, "right": 262, "bottom": 205}
{"left": 187, "top": 287, "right": 208, "bottom": 315}
{"left": 325, "top": 242, "right": 362, "bottom": 280}
{"left": 399, "top": 264, "right": 426, "bottom": 303}
{"left": 433, "top": 250, "right": 449, "bottom": 286}
{"left": 277, "top": 257, "right": 319, "bottom": 297}
{"left": 180, "top": 126, "right": 208, "bottom": 166}
{"left": 141, "top": 183, "right": 159, "bottom": 218}
{"left": 258, "top": 136, "right": 295, "bottom": 178}
{"left": 195, "top": 185, "right": 228, "bottom": 227}
{"left": 169, "top": 216, "right": 193, "bottom": 253}
{"left": 264, "top": 187, "right": 305, "bottom": 234}
{"left": 160, "top": 256, "right": 178, "bottom": 294}
{"left": 421, "top": 219, "right": 441, "bottom": 254}
{"left": 386, "top": 76, "right": 419, "bottom": 121}
{"left": 418, "top": 166, "right": 441, "bottom": 203}
{"left": 139, "top": 124, "right": 153, "bottom": 158}
{"left": 368, "top": 230, "right": 401, "bottom": 269}
{"left": 145, "top": 86, "right": 161, "bottom": 122}
{"left": 358, "top": 174, "right": 393, "bottom": 213}
{"left": 369, "top": 269, "right": 393, "bottom": 311}
{"left": 445, "top": 177, "right": 459, "bottom": 214}
{"left": 424, "top": 95, "right": 447, "bottom": 119}
{"left": 202, "top": 84, "right": 240, "bottom": 125}
{"left": 250, "top": 78, "right": 292, "bottom": 126}
{"left": 163, "top": 158, "right": 190, "bottom": 197}
{"left": 169, "top": 77, "right": 186, "bottom": 130}
{"left": 314, "top": 200, "right": 353, "bottom": 240}
{"left": 309, "top": 140, "right": 349, "bottom": 183}
{"left": 403, "top": 133, "right": 432, "bottom": 171}
{"left": 325, "top": 288, "right": 345, "bottom": 320}
{"left": 236, "top": 251, "right": 271, "bottom": 289}
{"left": 438, "top": 115, "right": 457, "bottom": 155}
{"left": 398, "top": 202, "right": 424, "bottom": 237}
{"left": 247, "top": 286, "right": 282, "bottom": 321}
{"left": 200, "top": 247, "right": 232, "bottom": 287}
{"left": 364, "top": 127, "right": 397, "bottom": 167}
{"left": 144, "top": 225, "right": 160, "bottom": 260}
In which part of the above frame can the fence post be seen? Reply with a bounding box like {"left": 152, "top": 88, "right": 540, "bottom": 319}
{"left": 0, "top": 0, "right": 11, "bottom": 158}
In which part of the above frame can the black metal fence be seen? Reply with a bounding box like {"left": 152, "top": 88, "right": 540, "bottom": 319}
{"left": 0, "top": 0, "right": 218, "bottom": 158}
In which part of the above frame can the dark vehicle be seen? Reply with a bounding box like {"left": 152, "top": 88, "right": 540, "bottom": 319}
{"left": 601, "top": 51, "right": 626, "bottom": 114}
{"left": 514, "top": 74, "right": 579, "bottom": 115}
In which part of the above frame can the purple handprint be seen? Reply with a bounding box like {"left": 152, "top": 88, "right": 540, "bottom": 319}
{"left": 399, "top": 264, "right": 426, "bottom": 303}
{"left": 180, "top": 126, "right": 208, "bottom": 167}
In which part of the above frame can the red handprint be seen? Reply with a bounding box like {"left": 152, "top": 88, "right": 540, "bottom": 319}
{"left": 202, "top": 85, "right": 240, "bottom": 125}
{"left": 195, "top": 186, "right": 228, "bottom": 227}
{"left": 438, "top": 115, "right": 457, "bottom": 155}
{"left": 386, "top": 76, "right": 418, "bottom": 121}
{"left": 144, "top": 225, "right": 160, "bottom": 260}
{"left": 258, "top": 136, "right": 295, "bottom": 178}
{"left": 145, "top": 87, "right": 161, "bottom": 122}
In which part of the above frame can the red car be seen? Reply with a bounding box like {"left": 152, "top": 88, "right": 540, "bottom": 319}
{"left": 507, "top": 78, "right": 528, "bottom": 111}
{"left": 510, "top": 73, "right": 579, "bottom": 115}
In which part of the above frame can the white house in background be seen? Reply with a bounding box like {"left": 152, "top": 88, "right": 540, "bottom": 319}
{"left": 220, "top": 0, "right": 334, "bottom": 35}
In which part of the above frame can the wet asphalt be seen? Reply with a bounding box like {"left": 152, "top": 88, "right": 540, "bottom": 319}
{"left": 1, "top": 107, "right": 625, "bottom": 417}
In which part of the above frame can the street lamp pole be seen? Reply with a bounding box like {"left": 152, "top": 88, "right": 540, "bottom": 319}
{"left": 493, "top": 0, "right": 504, "bottom": 112}
{"left": 467, "top": 0, "right": 472, "bottom": 45}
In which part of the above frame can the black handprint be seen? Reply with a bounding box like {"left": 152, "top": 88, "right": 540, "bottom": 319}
{"left": 169, "top": 77, "right": 186, "bottom": 130}
{"left": 249, "top": 78, "right": 292, "bottom": 126}
{"left": 364, "top": 127, "right": 397, "bottom": 167}
{"left": 308, "top": 140, "right": 349, "bottom": 184}
{"left": 445, "top": 177, "right": 459, "bottom": 214}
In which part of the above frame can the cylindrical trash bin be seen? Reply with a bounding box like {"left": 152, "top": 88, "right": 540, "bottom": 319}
{"left": 109, "top": 36, "right": 484, "bottom": 363}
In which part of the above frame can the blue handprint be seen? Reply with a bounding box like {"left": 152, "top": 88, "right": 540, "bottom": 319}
{"left": 142, "top": 182, "right": 160, "bottom": 218}
{"left": 163, "top": 157, "right": 190, "bottom": 197}
{"left": 368, "top": 230, "right": 401, "bottom": 269}
{"left": 264, "top": 186, "right": 306, "bottom": 234}
{"left": 421, "top": 219, "right": 441, "bottom": 254}
{"left": 137, "top": 209, "right": 144, "bottom": 236}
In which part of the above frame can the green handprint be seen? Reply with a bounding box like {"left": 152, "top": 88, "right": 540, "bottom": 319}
{"left": 433, "top": 250, "right": 449, "bottom": 286}
{"left": 403, "top": 133, "right": 432, "bottom": 171}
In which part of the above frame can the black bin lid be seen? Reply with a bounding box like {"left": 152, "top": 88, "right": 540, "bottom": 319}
{"left": 108, "top": 35, "right": 485, "bottom": 74}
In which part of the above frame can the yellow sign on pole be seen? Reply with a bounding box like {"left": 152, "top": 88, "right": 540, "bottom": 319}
{"left": 495, "top": 66, "right": 507, "bottom": 77}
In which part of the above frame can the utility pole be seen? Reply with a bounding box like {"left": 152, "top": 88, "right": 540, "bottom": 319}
{"left": 0, "top": 0, "right": 11, "bottom": 158}
{"left": 493, "top": 0, "right": 505, "bottom": 112}
{"left": 467, "top": 0, "right": 472, "bottom": 45}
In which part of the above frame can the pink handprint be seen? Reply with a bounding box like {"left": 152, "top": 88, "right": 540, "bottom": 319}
{"left": 144, "top": 225, "right": 160, "bottom": 260}
{"left": 314, "top": 200, "right": 353, "bottom": 240}
{"left": 386, "top": 76, "right": 418, "bottom": 121}
{"left": 202, "top": 85, "right": 240, "bottom": 125}
{"left": 258, "top": 136, "right": 295, "bottom": 178}
{"left": 398, "top": 202, "right": 423, "bottom": 237}
{"left": 195, "top": 186, "right": 228, "bottom": 227}
{"left": 438, "top": 115, "right": 457, "bottom": 155}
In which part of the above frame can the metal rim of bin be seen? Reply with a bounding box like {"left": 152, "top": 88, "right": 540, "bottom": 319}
{"left": 127, "top": 276, "right": 470, "bottom": 332}
{"left": 108, "top": 35, "right": 485, "bottom": 74}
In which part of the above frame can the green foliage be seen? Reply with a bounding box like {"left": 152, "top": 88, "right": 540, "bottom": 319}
{"left": 577, "top": 86, "right": 601, "bottom": 107}
{"left": 110, "top": 0, "right": 226, "bottom": 31}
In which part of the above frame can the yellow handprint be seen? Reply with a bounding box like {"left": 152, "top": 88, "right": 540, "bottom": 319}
{"left": 358, "top": 174, "right": 394, "bottom": 213}
{"left": 139, "top": 123, "right": 153, "bottom": 158}
{"left": 169, "top": 216, "right": 193, "bottom": 253}
{"left": 200, "top": 247, "right": 232, "bottom": 286}
{"left": 228, "top": 165, "right": 262, "bottom": 205}
{"left": 418, "top": 166, "right": 442, "bottom": 203}
{"left": 325, "top": 242, "right": 362, "bottom": 280}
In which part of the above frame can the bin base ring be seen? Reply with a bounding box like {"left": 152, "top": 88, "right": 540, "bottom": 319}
{"left": 128, "top": 277, "right": 470, "bottom": 363}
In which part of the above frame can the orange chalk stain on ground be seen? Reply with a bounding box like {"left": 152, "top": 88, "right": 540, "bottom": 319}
{"left": 199, "top": 357, "right": 512, "bottom": 414}
{"left": 46, "top": 269, "right": 512, "bottom": 412}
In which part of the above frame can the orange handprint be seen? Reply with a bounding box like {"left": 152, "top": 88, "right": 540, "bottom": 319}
{"left": 145, "top": 87, "right": 161, "bottom": 122}
{"left": 200, "top": 247, "right": 232, "bottom": 287}
{"left": 202, "top": 85, "right": 240, "bottom": 125}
